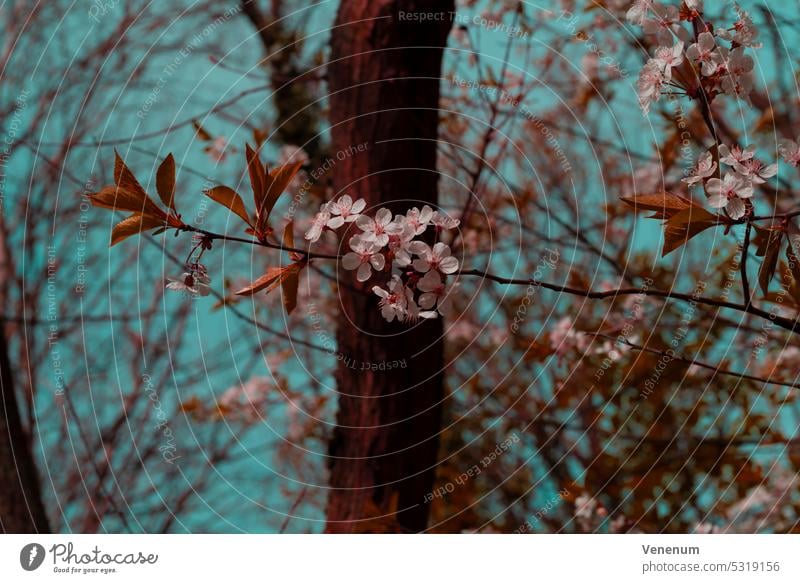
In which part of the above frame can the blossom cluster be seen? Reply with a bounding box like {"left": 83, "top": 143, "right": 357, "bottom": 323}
{"left": 683, "top": 144, "right": 777, "bottom": 219}
{"left": 631, "top": 1, "right": 760, "bottom": 113}
{"left": 305, "top": 195, "right": 461, "bottom": 322}
{"left": 166, "top": 262, "right": 211, "bottom": 297}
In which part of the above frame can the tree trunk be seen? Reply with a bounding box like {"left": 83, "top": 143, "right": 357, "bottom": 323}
{"left": 325, "top": 0, "right": 453, "bottom": 533}
{"left": 0, "top": 325, "right": 49, "bottom": 532}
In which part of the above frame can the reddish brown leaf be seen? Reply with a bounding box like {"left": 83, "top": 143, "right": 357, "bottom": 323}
{"left": 205, "top": 186, "right": 253, "bottom": 227}
{"left": 621, "top": 191, "right": 694, "bottom": 220}
{"left": 282, "top": 221, "right": 294, "bottom": 250}
{"left": 235, "top": 266, "right": 288, "bottom": 296}
{"left": 113, "top": 150, "right": 148, "bottom": 200}
{"left": 110, "top": 213, "right": 166, "bottom": 246}
{"left": 281, "top": 263, "right": 300, "bottom": 315}
{"left": 192, "top": 119, "right": 213, "bottom": 141}
{"left": 245, "top": 143, "right": 267, "bottom": 217}
{"left": 757, "top": 228, "right": 783, "bottom": 294}
{"left": 662, "top": 207, "right": 718, "bottom": 256}
{"left": 156, "top": 154, "right": 176, "bottom": 211}
{"left": 259, "top": 162, "right": 303, "bottom": 228}
{"left": 89, "top": 185, "right": 164, "bottom": 218}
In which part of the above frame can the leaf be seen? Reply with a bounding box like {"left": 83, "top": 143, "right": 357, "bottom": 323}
{"left": 253, "top": 127, "right": 268, "bottom": 149}
{"left": 757, "top": 228, "right": 783, "bottom": 294}
{"left": 114, "top": 150, "right": 148, "bottom": 200}
{"left": 260, "top": 162, "right": 303, "bottom": 225}
{"left": 156, "top": 154, "right": 176, "bottom": 211}
{"left": 282, "top": 221, "right": 294, "bottom": 250}
{"left": 110, "top": 213, "right": 166, "bottom": 246}
{"left": 192, "top": 119, "right": 213, "bottom": 141}
{"left": 281, "top": 263, "right": 300, "bottom": 315}
{"left": 245, "top": 143, "right": 267, "bottom": 216}
{"left": 235, "top": 266, "right": 289, "bottom": 296}
{"left": 786, "top": 236, "right": 800, "bottom": 285}
{"left": 620, "top": 192, "right": 694, "bottom": 220}
{"left": 205, "top": 186, "right": 253, "bottom": 227}
{"left": 89, "top": 185, "right": 163, "bottom": 217}
{"left": 662, "top": 207, "right": 718, "bottom": 256}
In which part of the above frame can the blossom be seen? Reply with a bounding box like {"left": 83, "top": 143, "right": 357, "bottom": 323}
{"left": 327, "top": 195, "right": 366, "bottom": 229}
{"left": 372, "top": 276, "right": 434, "bottom": 322}
{"left": 705, "top": 172, "right": 753, "bottom": 219}
{"left": 626, "top": 0, "right": 656, "bottom": 25}
{"left": 205, "top": 136, "right": 229, "bottom": 163}
{"left": 642, "top": 4, "right": 681, "bottom": 47}
{"left": 372, "top": 276, "right": 409, "bottom": 322}
{"left": 686, "top": 32, "right": 722, "bottom": 76}
{"left": 575, "top": 494, "right": 598, "bottom": 520}
{"left": 637, "top": 59, "right": 666, "bottom": 113}
{"left": 411, "top": 242, "right": 460, "bottom": 275}
{"left": 719, "top": 47, "right": 754, "bottom": 98}
{"left": 417, "top": 270, "right": 458, "bottom": 316}
{"left": 278, "top": 145, "right": 309, "bottom": 166}
{"left": 342, "top": 235, "right": 386, "bottom": 282}
{"left": 549, "top": 316, "right": 588, "bottom": 355}
{"left": 405, "top": 205, "right": 434, "bottom": 235}
{"left": 356, "top": 207, "right": 400, "bottom": 247}
{"left": 733, "top": 158, "right": 777, "bottom": 184}
{"left": 716, "top": 4, "right": 761, "bottom": 48}
{"left": 166, "top": 263, "right": 211, "bottom": 296}
{"left": 430, "top": 210, "right": 461, "bottom": 230}
{"left": 595, "top": 338, "right": 635, "bottom": 362}
{"left": 682, "top": 151, "right": 717, "bottom": 186}
{"left": 718, "top": 144, "right": 755, "bottom": 167}
{"left": 304, "top": 202, "right": 331, "bottom": 242}
{"left": 778, "top": 139, "right": 800, "bottom": 167}
{"left": 386, "top": 221, "right": 417, "bottom": 267}
{"left": 654, "top": 41, "right": 684, "bottom": 82}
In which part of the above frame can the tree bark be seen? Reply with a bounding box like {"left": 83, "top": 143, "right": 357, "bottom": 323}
{"left": 0, "top": 325, "right": 50, "bottom": 532}
{"left": 325, "top": 0, "right": 453, "bottom": 533}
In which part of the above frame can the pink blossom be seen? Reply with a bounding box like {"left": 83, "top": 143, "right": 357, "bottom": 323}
{"left": 718, "top": 144, "right": 755, "bottom": 167}
{"left": 637, "top": 59, "right": 666, "bottom": 114}
{"left": 716, "top": 4, "right": 761, "bottom": 48}
{"left": 205, "top": 136, "right": 229, "bottom": 163}
{"left": 356, "top": 208, "right": 400, "bottom": 247}
{"left": 166, "top": 263, "right": 211, "bottom": 297}
{"left": 778, "top": 139, "right": 800, "bottom": 167}
{"left": 705, "top": 172, "right": 753, "bottom": 219}
{"left": 410, "top": 242, "right": 460, "bottom": 275}
{"left": 430, "top": 210, "right": 461, "bottom": 230}
{"left": 733, "top": 158, "right": 777, "bottom": 184}
{"left": 417, "top": 270, "right": 458, "bottom": 317}
{"left": 278, "top": 145, "right": 309, "bottom": 166}
{"left": 405, "top": 205, "right": 434, "bottom": 235}
{"left": 686, "top": 32, "right": 722, "bottom": 76}
{"left": 719, "top": 47, "right": 754, "bottom": 98}
{"left": 372, "top": 276, "right": 409, "bottom": 322}
{"left": 549, "top": 316, "right": 588, "bottom": 356}
{"left": 387, "top": 221, "right": 417, "bottom": 267}
{"left": 304, "top": 202, "right": 331, "bottom": 242}
{"left": 682, "top": 151, "right": 717, "bottom": 186}
{"left": 342, "top": 235, "right": 385, "bottom": 282}
{"left": 327, "top": 195, "right": 366, "bottom": 229}
{"left": 626, "top": 0, "right": 656, "bottom": 26}
{"left": 654, "top": 41, "right": 684, "bottom": 82}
